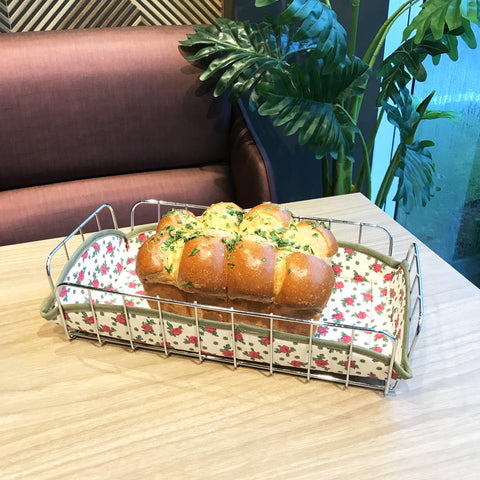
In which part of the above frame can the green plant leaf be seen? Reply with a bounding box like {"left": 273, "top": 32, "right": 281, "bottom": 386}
{"left": 433, "top": 29, "right": 460, "bottom": 62}
{"left": 459, "top": 15, "right": 478, "bottom": 48}
{"left": 276, "top": 0, "right": 348, "bottom": 70}
{"left": 376, "top": 33, "right": 450, "bottom": 105}
{"left": 460, "top": 0, "right": 480, "bottom": 21}
{"left": 411, "top": 96, "right": 457, "bottom": 121}
{"left": 403, "top": 0, "right": 480, "bottom": 43}
{"left": 256, "top": 57, "right": 370, "bottom": 160}
{"left": 380, "top": 87, "right": 441, "bottom": 211}
{"left": 393, "top": 140, "right": 440, "bottom": 212}
{"left": 255, "top": 0, "right": 280, "bottom": 6}
{"left": 403, "top": 0, "right": 466, "bottom": 42}
{"left": 431, "top": 18, "right": 478, "bottom": 64}
{"left": 382, "top": 85, "right": 419, "bottom": 144}
{"left": 180, "top": 18, "right": 311, "bottom": 102}
{"left": 179, "top": 0, "right": 477, "bottom": 210}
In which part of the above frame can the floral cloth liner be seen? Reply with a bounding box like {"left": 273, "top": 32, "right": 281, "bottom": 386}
{"left": 41, "top": 225, "right": 412, "bottom": 382}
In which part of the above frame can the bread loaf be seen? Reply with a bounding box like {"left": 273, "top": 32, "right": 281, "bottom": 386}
{"left": 136, "top": 202, "right": 338, "bottom": 335}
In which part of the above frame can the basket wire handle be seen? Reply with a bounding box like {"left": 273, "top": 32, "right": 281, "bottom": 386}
{"left": 406, "top": 243, "right": 424, "bottom": 358}
{"left": 46, "top": 204, "right": 118, "bottom": 293}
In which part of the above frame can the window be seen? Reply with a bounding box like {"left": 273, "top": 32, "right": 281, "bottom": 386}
{"left": 395, "top": 26, "right": 480, "bottom": 287}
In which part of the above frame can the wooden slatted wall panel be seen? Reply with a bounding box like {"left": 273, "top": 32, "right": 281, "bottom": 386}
{"left": 0, "top": 0, "right": 9, "bottom": 32}
{"left": 0, "top": 0, "right": 223, "bottom": 32}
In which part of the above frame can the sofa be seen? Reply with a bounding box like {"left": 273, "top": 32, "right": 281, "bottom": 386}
{"left": 0, "top": 25, "right": 276, "bottom": 246}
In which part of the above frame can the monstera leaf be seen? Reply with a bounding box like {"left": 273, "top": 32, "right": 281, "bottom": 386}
{"left": 377, "top": 32, "right": 450, "bottom": 105}
{"left": 403, "top": 0, "right": 480, "bottom": 42}
{"left": 380, "top": 84, "right": 440, "bottom": 211}
{"left": 180, "top": 17, "right": 316, "bottom": 102}
{"left": 277, "top": 0, "right": 347, "bottom": 70}
{"left": 255, "top": 57, "right": 371, "bottom": 160}
{"left": 431, "top": 17, "right": 478, "bottom": 63}
{"left": 382, "top": 85, "right": 420, "bottom": 144}
{"left": 393, "top": 141, "right": 439, "bottom": 212}
{"left": 256, "top": 0, "right": 347, "bottom": 71}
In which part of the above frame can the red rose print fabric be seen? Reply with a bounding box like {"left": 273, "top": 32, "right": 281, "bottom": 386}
{"left": 46, "top": 229, "right": 412, "bottom": 383}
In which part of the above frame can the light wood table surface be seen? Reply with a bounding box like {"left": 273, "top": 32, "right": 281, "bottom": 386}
{"left": 2, "top": 193, "right": 479, "bottom": 479}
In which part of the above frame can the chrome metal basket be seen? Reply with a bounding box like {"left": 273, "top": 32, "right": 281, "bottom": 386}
{"left": 41, "top": 200, "right": 423, "bottom": 396}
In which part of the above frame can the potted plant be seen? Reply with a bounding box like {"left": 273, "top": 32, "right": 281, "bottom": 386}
{"left": 180, "top": 0, "right": 479, "bottom": 210}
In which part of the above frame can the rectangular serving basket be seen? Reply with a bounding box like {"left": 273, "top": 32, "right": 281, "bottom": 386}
{"left": 41, "top": 200, "right": 423, "bottom": 395}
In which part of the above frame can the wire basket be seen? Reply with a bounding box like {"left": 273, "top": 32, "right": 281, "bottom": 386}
{"left": 42, "top": 200, "right": 423, "bottom": 395}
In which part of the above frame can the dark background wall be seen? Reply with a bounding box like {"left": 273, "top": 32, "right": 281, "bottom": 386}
{"left": 235, "top": 0, "right": 389, "bottom": 202}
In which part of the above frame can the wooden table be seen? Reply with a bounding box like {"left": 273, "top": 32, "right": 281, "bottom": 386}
{"left": 2, "top": 193, "right": 479, "bottom": 479}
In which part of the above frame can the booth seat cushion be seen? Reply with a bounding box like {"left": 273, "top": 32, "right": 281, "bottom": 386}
{"left": 0, "top": 164, "right": 235, "bottom": 245}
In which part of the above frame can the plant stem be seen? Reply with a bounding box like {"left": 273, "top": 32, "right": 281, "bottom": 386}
{"left": 348, "top": 0, "right": 361, "bottom": 60}
{"left": 367, "top": 108, "right": 385, "bottom": 155}
{"left": 363, "top": 0, "right": 422, "bottom": 67}
{"left": 333, "top": 150, "right": 346, "bottom": 195}
{"left": 321, "top": 156, "right": 332, "bottom": 196}
{"left": 349, "top": 1, "right": 421, "bottom": 200}
{"left": 346, "top": 0, "right": 361, "bottom": 119}
{"left": 361, "top": 0, "right": 421, "bottom": 207}
{"left": 334, "top": 104, "right": 361, "bottom": 195}
{"left": 343, "top": 156, "right": 354, "bottom": 193}
{"left": 375, "top": 147, "right": 401, "bottom": 208}
{"left": 352, "top": 129, "right": 372, "bottom": 198}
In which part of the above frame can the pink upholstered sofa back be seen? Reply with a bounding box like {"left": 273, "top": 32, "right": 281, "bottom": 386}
{"left": 0, "top": 25, "right": 230, "bottom": 191}
{"left": 0, "top": 25, "right": 276, "bottom": 245}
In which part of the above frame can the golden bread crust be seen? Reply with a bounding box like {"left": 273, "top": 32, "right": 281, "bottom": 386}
{"left": 136, "top": 202, "right": 338, "bottom": 336}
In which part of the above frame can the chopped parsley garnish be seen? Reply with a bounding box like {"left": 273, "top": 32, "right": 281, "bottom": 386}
{"left": 254, "top": 229, "right": 267, "bottom": 239}
{"left": 270, "top": 231, "right": 281, "bottom": 243}
{"left": 222, "top": 237, "right": 238, "bottom": 252}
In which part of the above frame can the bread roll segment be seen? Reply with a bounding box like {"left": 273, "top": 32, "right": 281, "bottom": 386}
{"left": 275, "top": 252, "right": 335, "bottom": 311}
{"left": 286, "top": 220, "right": 338, "bottom": 258}
{"left": 136, "top": 233, "right": 178, "bottom": 286}
{"left": 226, "top": 236, "right": 276, "bottom": 302}
{"left": 200, "top": 201, "right": 243, "bottom": 233}
{"left": 156, "top": 208, "right": 199, "bottom": 234}
{"left": 136, "top": 202, "right": 338, "bottom": 336}
{"left": 240, "top": 202, "right": 293, "bottom": 237}
{"left": 178, "top": 236, "right": 227, "bottom": 297}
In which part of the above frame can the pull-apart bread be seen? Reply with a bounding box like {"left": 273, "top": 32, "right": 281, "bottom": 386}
{"left": 136, "top": 202, "right": 338, "bottom": 335}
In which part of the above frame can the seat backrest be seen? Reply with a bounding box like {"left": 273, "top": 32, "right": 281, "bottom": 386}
{"left": 0, "top": 25, "right": 231, "bottom": 191}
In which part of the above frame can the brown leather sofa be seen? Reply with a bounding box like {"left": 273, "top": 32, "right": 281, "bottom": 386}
{"left": 0, "top": 25, "right": 276, "bottom": 246}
